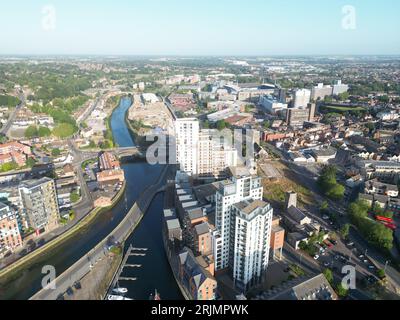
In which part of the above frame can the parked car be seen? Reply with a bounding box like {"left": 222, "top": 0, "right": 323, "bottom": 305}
{"left": 314, "top": 255, "right": 320, "bottom": 260}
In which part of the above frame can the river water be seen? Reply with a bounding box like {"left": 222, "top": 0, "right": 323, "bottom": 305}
{"left": 0, "top": 97, "right": 182, "bottom": 300}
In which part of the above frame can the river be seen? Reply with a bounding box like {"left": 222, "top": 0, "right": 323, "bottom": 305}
{"left": 0, "top": 97, "right": 182, "bottom": 300}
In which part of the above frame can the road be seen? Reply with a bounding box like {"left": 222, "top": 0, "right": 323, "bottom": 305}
{"left": 76, "top": 98, "right": 100, "bottom": 125}
{"left": 68, "top": 140, "right": 94, "bottom": 215}
{"left": 160, "top": 96, "right": 177, "bottom": 121}
{"left": 0, "top": 91, "right": 24, "bottom": 136}
{"left": 282, "top": 243, "right": 373, "bottom": 299}
{"left": 30, "top": 165, "right": 170, "bottom": 300}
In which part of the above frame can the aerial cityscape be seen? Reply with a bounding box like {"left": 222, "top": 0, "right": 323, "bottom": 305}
{"left": 0, "top": 0, "right": 399, "bottom": 308}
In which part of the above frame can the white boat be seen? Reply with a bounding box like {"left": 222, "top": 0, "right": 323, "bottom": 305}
{"left": 107, "top": 295, "right": 124, "bottom": 300}
{"left": 112, "top": 287, "right": 128, "bottom": 295}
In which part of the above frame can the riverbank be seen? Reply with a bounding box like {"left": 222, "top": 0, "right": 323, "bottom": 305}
{"left": 124, "top": 110, "right": 153, "bottom": 150}
{"left": 0, "top": 180, "right": 126, "bottom": 286}
{"left": 30, "top": 166, "right": 169, "bottom": 300}
{"left": 1, "top": 96, "right": 182, "bottom": 300}
{"left": 64, "top": 251, "right": 123, "bottom": 300}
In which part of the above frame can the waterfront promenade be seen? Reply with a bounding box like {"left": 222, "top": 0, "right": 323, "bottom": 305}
{"left": 30, "top": 165, "right": 170, "bottom": 300}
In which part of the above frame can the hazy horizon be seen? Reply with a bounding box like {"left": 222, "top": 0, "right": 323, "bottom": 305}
{"left": 0, "top": 0, "right": 399, "bottom": 56}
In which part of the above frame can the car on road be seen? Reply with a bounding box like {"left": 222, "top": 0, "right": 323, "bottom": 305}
{"left": 66, "top": 287, "right": 74, "bottom": 296}
{"left": 366, "top": 276, "right": 378, "bottom": 284}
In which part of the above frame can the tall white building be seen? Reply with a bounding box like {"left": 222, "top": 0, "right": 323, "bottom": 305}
{"left": 18, "top": 177, "right": 60, "bottom": 234}
{"left": 293, "top": 89, "right": 311, "bottom": 109}
{"left": 175, "top": 119, "right": 238, "bottom": 177}
{"left": 231, "top": 199, "right": 273, "bottom": 291}
{"left": 175, "top": 118, "right": 200, "bottom": 175}
{"left": 259, "top": 95, "right": 288, "bottom": 114}
{"left": 213, "top": 167, "right": 263, "bottom": 272}
{"left": 332, "top": 80, "right": 349, "bottom": 96}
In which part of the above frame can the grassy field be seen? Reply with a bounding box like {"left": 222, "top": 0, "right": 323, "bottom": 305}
{"left": 323, "top": 105, "right": 365, "bottom": 112}
{"left": 260, "top": 161, "right": 313, "bottom": 209}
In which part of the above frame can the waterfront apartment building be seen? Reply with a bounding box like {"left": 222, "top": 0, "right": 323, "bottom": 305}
{"left": 179, "top": 247, "right": 217, "bottom": 300}
{"left": 175, "top": 119, "right": 238, "bottom": 177}
{"left": 231, "top": 199, "right": 273, "bottom": 292}
{"left": 18, "top": 178, "right": 60, "bottom": 235}
{"left": 293, "top": 89, "right": 311, "bottom": 109}
{"left": 197, "top": 129, "right": 238, "bottom": 177}
{"left": 175, "top": 118, "right": 200, "bottom": 175}
{"left": 213, "top": 167, "right": 263, "bottom": 272}
{"left": 0, "top": 202, "right": 22, "bottom": 257}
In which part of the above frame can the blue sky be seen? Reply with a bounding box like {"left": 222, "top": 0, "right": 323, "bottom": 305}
{"left": 0, "top": 0, "right": 399, "bottom": 55}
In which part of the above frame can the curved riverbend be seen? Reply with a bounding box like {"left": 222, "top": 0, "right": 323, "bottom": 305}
{"left": 0, "top": 97, "right": 181, "bottom": 300}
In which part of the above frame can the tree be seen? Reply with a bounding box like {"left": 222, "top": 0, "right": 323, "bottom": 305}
{"left": 377, "top": 269, "right": 386, "bottom": 280}
{"left": 216, "top": 120, "right": 227, "bottom": 131}
{"left": 0, "top": 161, "right": 18, "bottom": 172}
{"left": 348, "top": 200, "right": 394, "bottom": 252}
{"left": 336, "top": 284, "right": 348, "bottom": 298}
{"left": 51, "top": 148, "right": 61, "bottom": 157}
{"left": 68, "top": 210, "right": 76, "bottom": 221}
{"left": 340, "top": 224, "right": 350, "bottom": 240}
{"left": 38, "top": 126, "right": 51, "bottom": 137}
{"left": 326, "top": 183, "right": 345, "bottom": 200}
{"left": 320, "top": 201, "right": 329, "bottom": 214}
{"left": 88, "top": 140, "right": 96, "bottom": 149}
{"left": 323, "top": 269, "right": 334, "bottom": 284}
{"left": 338, "top": 92, "right": 350, "bottom": 101}
{"left": 53, "top": 123, "right": 76, "bottom": 138}
{"left": 25, "top": 125, "right": 38, "bottom": 138}
{"left": 70, "top": 192, "right": 80, "bottom": 204}
{"left": 203, "top": 120, "right": 210, "bottom": 129}
{"left": 99, "top": 140, "right": 112, "bottom": 150}
{"left": 318, "top": 165, "right": 345, "bottom": 200}
{"left": 26, "top": 157, "right": 36, "bottom": 168}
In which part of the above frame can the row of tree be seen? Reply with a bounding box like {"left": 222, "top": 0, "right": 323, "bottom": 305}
{"left": 348, "top": 199, "right": 393, "bottom": 252}
{"left": 317, "top": 165, "right": 345, "bottom": 200}
{"left": 0, "top": 95, "right": 20, "bottom": 108}
{"left": 25, "top": 123, "right": 76, "bottom": 139}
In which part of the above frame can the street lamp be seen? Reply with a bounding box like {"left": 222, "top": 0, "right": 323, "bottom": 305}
{"left": 384, "top": 260, "right": 390, "bottom": 273}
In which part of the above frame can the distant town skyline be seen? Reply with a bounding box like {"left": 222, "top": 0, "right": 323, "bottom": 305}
{"left": 0, "top": 0, "right": 399, "bottom": 55}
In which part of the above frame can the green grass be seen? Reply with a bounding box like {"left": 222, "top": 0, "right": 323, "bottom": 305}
{"left": 324, "top": 105, "right": 365, "bottom": 112}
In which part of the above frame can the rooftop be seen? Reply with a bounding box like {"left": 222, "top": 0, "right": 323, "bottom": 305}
{"left": 234, "top": 199, "right": 269, "bottom": 215}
